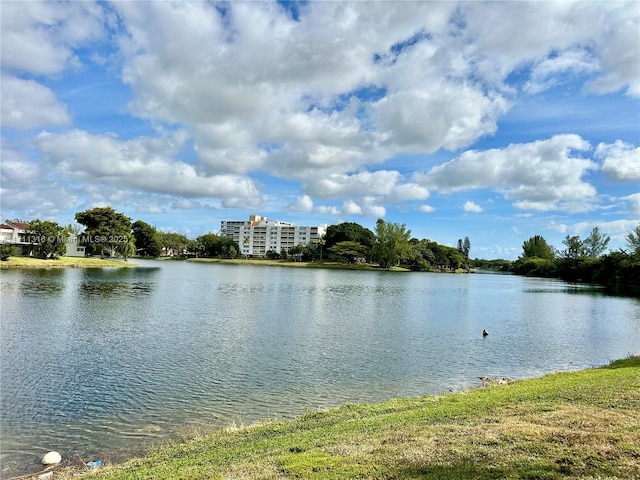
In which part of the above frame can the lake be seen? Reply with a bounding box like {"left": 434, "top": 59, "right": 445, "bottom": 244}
{"left": 1, "top": 260, "right": 639, "bottom": 476}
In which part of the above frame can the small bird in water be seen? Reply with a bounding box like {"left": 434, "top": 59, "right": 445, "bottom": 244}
{"left": 482, "top": 329, "right": 489, "bottom": 337}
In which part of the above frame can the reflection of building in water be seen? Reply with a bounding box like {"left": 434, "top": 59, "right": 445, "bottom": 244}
{"left": 221, "top": 215, "right": 327, "bottom": 258}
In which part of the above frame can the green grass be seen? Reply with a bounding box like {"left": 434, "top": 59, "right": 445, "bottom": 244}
{"left": 0, "top": 256, "right": 137, "bottom": 268}
{"left": 59, "top": 357, "right": 639, "bottom": 479}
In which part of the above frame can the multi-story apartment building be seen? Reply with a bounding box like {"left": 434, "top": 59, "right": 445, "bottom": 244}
{"left": 220, "top": 215, "right": 326, "bottom": 258}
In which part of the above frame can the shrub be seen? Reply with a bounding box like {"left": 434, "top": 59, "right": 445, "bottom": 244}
{"left": 0, "top": 244, "right": 18, "bottom": 261}
{"left": 512, "top": 257, "right": 557, "bottom": 277}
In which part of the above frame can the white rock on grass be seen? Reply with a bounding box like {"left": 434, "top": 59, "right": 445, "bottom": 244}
{"left": 41, "top": 451, "right": 62, "bottom": 465}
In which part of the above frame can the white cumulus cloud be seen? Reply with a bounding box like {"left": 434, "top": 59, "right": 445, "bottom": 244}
{"left": 286, "top": 195, "right": 314, "bottom": 213}
{"left": 463, "top": 201, "right": 484, "bottom": 213}
{"left": 622, "top": 193, "right": 640, "bottom": 216}
{"left": 596, "top": 140, "right": 640, "bottom": 181}
{"left": 414, "top": 134, "right": 598, "bottom": 212}
{"left": 419, "top": 204, "right": 435, "bottom": 213}
{"left": 1, "top": 0, "right": 637, "bottom": 233}
{"left": 0, "top": 1, "right": 106, "bottom": 75}
{"left": 34, "top": 130, "right": 266, "bottom": 204}
{"left": 1, "top": 75, "right": 71, "bottom": 129}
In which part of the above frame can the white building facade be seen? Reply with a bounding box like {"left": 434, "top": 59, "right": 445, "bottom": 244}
{"left": 64, "top": 234, "right": 86, "bottom": 257}
{"left": 221, "top": 215, "right": 326, "bottom": 258}
{"left": 0, "top": 221, "right": 32, "bottom": 255}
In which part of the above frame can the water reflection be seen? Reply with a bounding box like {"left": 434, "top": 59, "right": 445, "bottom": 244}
{"left": 80, "top": 281, "right": 154, "bottom": 297}
{"left": 79, "top": 268, "right": 158, "bottom": 298}
{"left": 8, "top": 268, "right": 66, "bottom": 296}
{"left": 522, "top": 282, "right": 607, "bottom": 296}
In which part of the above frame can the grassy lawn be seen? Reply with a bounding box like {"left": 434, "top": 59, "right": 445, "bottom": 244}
{"left": 60, "top": 356, "right": 639, "bottom": 479}
{"left": 0, "top": 256, "right": 138, "bottom": 268}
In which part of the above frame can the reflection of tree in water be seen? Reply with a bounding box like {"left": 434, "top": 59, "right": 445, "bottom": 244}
{"left": 130, "top": 282, "right": 154, "bottom": 295}
{"left": 20, "top": 279, "right": 65, "bottom": 295}
{"left": 80, "top": 267, "right": 158, "bottom": 297}
{"left": 19, "top": 269, "right": 65, "bottom": 295}
{"left": 80, "top": 281, "right": 154, "bottom": 298}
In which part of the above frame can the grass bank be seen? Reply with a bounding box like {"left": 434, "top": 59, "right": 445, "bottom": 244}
{"left": 187, "top": 257, "right": 410, "bottom": 271}
{"left": 0, "top": 256, "right": 138, "bottom": 269}
{"left": 60, "top": 357, "right": 639, "bottom": 479}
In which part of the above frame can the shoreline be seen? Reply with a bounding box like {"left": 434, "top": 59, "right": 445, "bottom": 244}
{"left": 28, "top": 356, "right": 640, "bottom": 479}
{"left": 0, "top": 257, "right": 139, "bottom": 269}
{"left": 186, "top": 257, "right": 473, "bottom": 273}
{"left": 187, "top": 257, "right": 410, "bottom": 271}
{"left": 1, "top": 255, "right": 469, "bottom": 273}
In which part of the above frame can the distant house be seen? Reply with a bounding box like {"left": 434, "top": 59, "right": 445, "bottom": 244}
{"left": 65, "top": 234, "right": 86, "bottom": 257}
{"left": 1, "top": 221, "right": 86, "bottom": 257}
{"left": 0, "top": 220, "right": 32, "bottom": 255}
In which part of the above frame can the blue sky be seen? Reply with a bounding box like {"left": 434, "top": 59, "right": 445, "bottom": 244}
{"left": 1, "top": 1, "right": 638, "bottom": 259}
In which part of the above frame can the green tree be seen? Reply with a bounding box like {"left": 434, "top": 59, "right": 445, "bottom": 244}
{"left": 75, "top": 207, "right": 133, "bottom": 258}
{"left": 325, "top": 222, "right": 375, "bottom": 252}
{"left": 225, "top": 243, "right": 237, "bottom": 258}
{"left": 430, "top": 242, "right": 451, "bottom": 269}
{"left": 582, "top": 227, "right": 610, "bottom": 258}
{"left": 406, "top": 240, "right": 431, "bottom": 271}
{"left": 197, "top": 233, "right": 238, "bottom": 258}
{"left": 64, "top": 223, "right": 82, "bottom": 235}
{"left": 157, "top": 232, "right": 191, "bottom": 256}
{"left": 521, "top": 235, "right": 555, "bottom": 260}
{"left": 132, "top": 220, "right": 163, "bottom": 257}
{"left": 471, "top": 258, "right": 512, "bottom": 272}
{"left": 328, "top": 241, "right": 369, "bottom": 263}
{"left": 0, "top": 244, "right": 18, "bottom": 261}
{"left": 598, "top": 250, "right": 640, "bottom": 291}
{"left": 625, "top": 225, "right": 640, "bottom": 258}
{"left": 555, "top": 234, "right": 588, "bottom": 281}
{"left": 562, "top": 235, "right": 585, "bottom": 260}
{"left": 118, "top": 239, "right": 137, "bottom": 261}
{"left": 513, "top": 256, "right": 558, "bottom": 277}
{"left": 197, "top": 233, "right": 219, "bottom": 257}
{"left": 265, "top": 249, "right": 281, "bottom": 260}
{"left": 288, "top": 243, "right": 304, "bottom": 262}
{"left": 445, "top": 246, "right": 466, "bottom": 270}
{"left": 372, "top": 218, "right": 411, "bottom": 268}
{"left": 25, "top": 219, "right": 67, "bottom": 259}
{"left": 406, "top": 239, "right": 436, "bottom": 271}
{"left": 242, "top": 235, "right": 250, "bottom": 257}
{"left": 302, "top": 241, "right": 319, "bottom": 261}
{"left": 456, "top": 237, "right": 471, "bottom": 269}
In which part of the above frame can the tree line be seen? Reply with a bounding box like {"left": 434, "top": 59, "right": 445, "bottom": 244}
{"left": 0, "top": 207, "right": 237, "bottom": 261}
{"left": 2, "top": 208, "right": 472, "bottom": 271}
{"left": 320, "top": 219, "right": 471, "bottom": 271}
{"left": 472, "top": 226, "right": 640, "bottom": 292}
{"left": 5, "top": 207, "right": 637, "bottom": 291}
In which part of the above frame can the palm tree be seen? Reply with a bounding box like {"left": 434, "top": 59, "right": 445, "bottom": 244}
{"left": 243, "top": 236, "right": 250, "bottom": 258}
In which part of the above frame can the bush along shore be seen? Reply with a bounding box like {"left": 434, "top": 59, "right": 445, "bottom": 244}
{"left": 44, "top": 357, "right": 640, "bottom": 480}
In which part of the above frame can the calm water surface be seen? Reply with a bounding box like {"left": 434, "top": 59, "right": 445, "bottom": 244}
{"left": 1, "top": 260, "right": 639, "bottom": 476}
